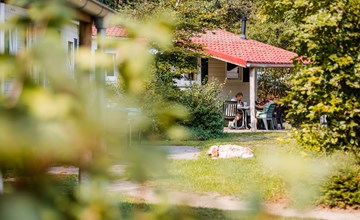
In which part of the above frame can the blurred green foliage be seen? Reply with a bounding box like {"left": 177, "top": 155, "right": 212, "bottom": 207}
{"left": 263, "top": 0, "right": 360, "bottom": 158}
{"left": 1, "top": 0, "right": 357, "bottom": 218}
{"left": 0, "top": 0, "right": 181, "bottom": 219}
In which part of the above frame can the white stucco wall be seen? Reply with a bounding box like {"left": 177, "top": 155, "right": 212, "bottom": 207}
{"left": 207, "top": 58, "right": 251, "bottom": 102}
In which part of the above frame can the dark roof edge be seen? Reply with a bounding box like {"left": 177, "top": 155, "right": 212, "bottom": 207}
{"left": 66, "top": 0, "right": 115, "bottom": 17}
{"left": 246, "top": 63, "right": 294, "bottom": 68}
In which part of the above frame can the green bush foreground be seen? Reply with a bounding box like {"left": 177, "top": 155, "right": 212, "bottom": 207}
{"left": 318, "top": 166, "right": 360, "bottom": 209}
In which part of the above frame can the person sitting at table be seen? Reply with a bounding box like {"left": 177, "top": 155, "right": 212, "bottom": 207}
{"left": 228, "top": 92, "right": 244, "bottom": 129}
{"left": 230, "top": 92, "right": 244, "bottom": 108}
{"left": 273, "top": 96, "right": 281, "bottom": 114}
{"left": 258, "top": 94, "right": 271, "bottom": 105}
{"left": 256, "top": 94, "right": 275, "bottom": 116}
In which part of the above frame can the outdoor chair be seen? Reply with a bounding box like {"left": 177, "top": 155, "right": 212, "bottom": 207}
{"left": 273, "top": 105, "right": 284, "bottom": 129}
{"left": 257, "top": 103, "right": 276, "bottom": 130}
{"left": 223, "top": 101, "right": 238, "bottom": 129}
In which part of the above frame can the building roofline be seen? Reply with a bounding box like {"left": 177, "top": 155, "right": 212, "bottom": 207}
{"left": 201, "top": 49, "right": 294, "bottom": 68}
{"left": 246, "top": 62, "right": 294, "bottom": 68}
{"left": 66, "top": 0, "right": 115, "bottom": 17}
{"left": 192, "top": 29, "right": 297, "bottom": 69}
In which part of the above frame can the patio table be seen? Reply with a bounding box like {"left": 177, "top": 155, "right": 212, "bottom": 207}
{"left": 237, "top": 106, "right": 250, "bottom": 129}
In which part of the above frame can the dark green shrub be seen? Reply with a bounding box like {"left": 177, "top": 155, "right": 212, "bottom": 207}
{"left": 142, "top": 79, "right": 225, "bottom": 140}
{"left": 179, "top": 81, "right": 225, "bottom": 140}
{"left": 318, "top": 166, "right": 360, "bottom": 208}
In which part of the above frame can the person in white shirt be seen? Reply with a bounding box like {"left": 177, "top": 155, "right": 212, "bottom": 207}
{"left": 229, "top": 92, "right": 244, "bottom": 129}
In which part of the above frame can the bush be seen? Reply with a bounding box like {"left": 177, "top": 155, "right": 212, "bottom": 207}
{"left": 179, "top": 81, "right": 225, "bottom": 140}
{"left": 141, "top": 81, "right": 185, "bottom": 138}
{"left": 142, "top": 79, "right": 225, "bottom": 140}
{"left": 318, "top": 166, "right": 360, "bottom": 209}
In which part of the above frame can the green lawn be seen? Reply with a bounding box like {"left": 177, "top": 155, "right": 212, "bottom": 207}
{"left": 2, "top": 132, "right": 357, "bottom": 218}
{"left": 119, "top": 202, "right": 313, "bottom": 220}
{"left": 148, "top": 132, "right": 335, "bottom": 203}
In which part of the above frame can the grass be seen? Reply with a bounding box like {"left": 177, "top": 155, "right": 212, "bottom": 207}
{"left": 155, "top": 158, "right": 286, "bottom": 199}
{"left": 155, "top": 132, "right": 292, "bottom": 152}
{"left": 2, "top": 132, "right": 357, "bottom": 218}
{"left": 148, "top": 132, "right": 314, "bottom": 201}
{"left": 119, "top": 202, "right": 311, "bottom": 220}
{"left": 148, "top": 132, "right": 360, "bottom": 210}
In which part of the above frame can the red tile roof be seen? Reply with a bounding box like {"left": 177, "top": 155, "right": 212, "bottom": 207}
{"left": 191, "top": 29, "right": 297, "bottom": 67}
{"left": 92, "top": 26, "right": 127, "bottom": 37}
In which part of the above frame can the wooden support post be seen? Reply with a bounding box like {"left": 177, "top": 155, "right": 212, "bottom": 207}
{"left": 249, "top": 67, "right": 257, "bottom": 131}
{"left": 78, "top": 17, "right": 107, "bottom": 184}
{"left": 79, "top": 21, "right": 93, "bottom": 47}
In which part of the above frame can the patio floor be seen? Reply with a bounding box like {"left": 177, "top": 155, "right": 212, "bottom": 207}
{"left": 223, "top": 127, "right": 290, "bottom": 133}
{"left": 223, "top": 121, "right": 292, "bottom": 133}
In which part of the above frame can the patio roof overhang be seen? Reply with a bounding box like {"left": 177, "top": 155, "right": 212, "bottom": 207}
{"left": 191, "top": 29, "right": 297, "bottom": 68}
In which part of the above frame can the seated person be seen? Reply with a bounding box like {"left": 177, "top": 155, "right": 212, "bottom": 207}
{"left": 230, "top": 92, "right": 244, "bottom": 108}
{"left": 273, "top": 96, "right": 281, "bottom": 116}
{"left": 256, "top": 94, "right": 275, "bottom": 117}
{"left": 228, "top": 92, "right": 244, "bottom": 129}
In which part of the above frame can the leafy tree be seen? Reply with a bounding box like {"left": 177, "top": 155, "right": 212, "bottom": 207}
{"left": 263, "top": 0, "right": 360, "bottom": 158}
{"left": 257, "top": 68, "right": 293, "bottom": 100}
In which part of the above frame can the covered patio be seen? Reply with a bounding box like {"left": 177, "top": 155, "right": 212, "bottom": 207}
{"left": 191, "top": 29, "right": 297, "bottom": 131}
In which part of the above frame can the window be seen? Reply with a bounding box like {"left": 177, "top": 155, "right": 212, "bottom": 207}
{"left": 226, "top": 63, "right": 239, "bottom": 79}
{"left": 243, "top": 68, "right": 250, "bottom": 82}
{"left": 2, "top": 28, "right": 25, "bottom": 95}
{"left": 4, "top": 29, "right": 19, "bottom": 55}
{"left": 201, "top": 58, "right": 208, "bottom": 84}
{"left": 105, "top": 53, "right": 115, "bottom": 77}
{"left": 67, "top": 41, "right": 75, "bottom": 77}
{"left": 226, "top": 63, "right": 250, "bottom": 82}
{"left": 105, "top": 53, "right": 118, "bottom": 81}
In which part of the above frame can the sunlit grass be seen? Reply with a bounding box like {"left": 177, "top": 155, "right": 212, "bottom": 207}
{"left": 149, "top": 132, "right": 302, "bottom": 201}
{"left": 158, "top": 158, "right": 286, "bottom": 200}
{"left": 119, "top": 201, "right": 315, "bottom": 220}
